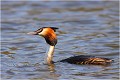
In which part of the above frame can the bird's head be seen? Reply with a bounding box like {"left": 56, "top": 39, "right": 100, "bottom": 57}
{"left": 27, "top": 27, "right": 58, "bottom": 46}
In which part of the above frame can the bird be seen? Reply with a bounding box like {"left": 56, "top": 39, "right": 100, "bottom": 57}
{"left": 27, "top": 27, "right": 113, "bottom": 65}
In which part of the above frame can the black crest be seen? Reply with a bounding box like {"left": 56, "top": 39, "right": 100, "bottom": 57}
{"left": 43, "top": 27, "right": 58, "bottom": 32}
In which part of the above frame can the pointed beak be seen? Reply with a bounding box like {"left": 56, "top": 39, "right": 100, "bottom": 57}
{"left": 27, "top": 31, "right": 38, "bottom": 35}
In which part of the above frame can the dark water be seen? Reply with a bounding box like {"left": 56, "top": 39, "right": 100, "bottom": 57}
{"left": 1, "top": 1, "right": 119, "bottom": 80}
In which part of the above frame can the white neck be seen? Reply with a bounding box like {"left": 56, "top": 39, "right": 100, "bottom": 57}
{"left": 46, "top": 45, "right": 55, "bottom": 64}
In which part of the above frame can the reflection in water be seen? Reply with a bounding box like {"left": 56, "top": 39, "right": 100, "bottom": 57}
{"left": 48, "top": 63, "right": 55, "bottom": 73}
{"left": 1, "top": 1, "right": 119, "bottom": 80}
{"left": 1, "top": 51, "right": 15, "bottom": 59}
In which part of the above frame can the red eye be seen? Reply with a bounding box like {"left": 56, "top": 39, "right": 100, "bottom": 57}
{"left": 35, "top": 28, "right": 43, "bottom": 34}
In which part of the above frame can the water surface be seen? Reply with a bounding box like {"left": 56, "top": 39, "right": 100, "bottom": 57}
{"left": 1, "top": 1, "right": 119, "bottom": 80}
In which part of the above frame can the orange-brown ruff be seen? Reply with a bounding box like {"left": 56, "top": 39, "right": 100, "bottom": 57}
{"left": 41, "top": 28, "right": 57, "bottom": 46}
{"left": 28, "top": 27, "right": 113, "bottom": 65}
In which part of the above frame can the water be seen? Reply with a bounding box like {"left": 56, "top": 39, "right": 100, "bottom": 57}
{"left": 1, "top": 1, "right": 119, "bottom": 80}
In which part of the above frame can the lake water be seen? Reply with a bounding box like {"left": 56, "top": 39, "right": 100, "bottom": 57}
{"left": 1, "top": 1, "right": 119, "bottom": 80}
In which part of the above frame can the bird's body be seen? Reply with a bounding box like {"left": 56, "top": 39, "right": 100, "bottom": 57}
{"left": 59, "top": 55, "right": 112, "bottom": 65}
{"left": 28, "top": 27, "right": 113, "bottom": 65}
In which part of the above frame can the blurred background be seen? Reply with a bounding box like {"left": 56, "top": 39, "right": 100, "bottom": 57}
{"left": 1, "top": 1, "right": 119, "bottom": 80}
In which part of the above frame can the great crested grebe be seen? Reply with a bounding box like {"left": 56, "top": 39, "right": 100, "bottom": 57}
{"left": 27, "top": 27, "right": 113, "bottom": 65}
